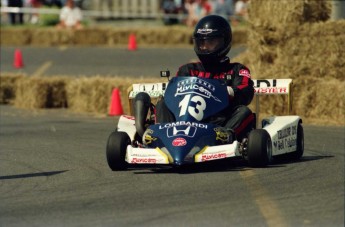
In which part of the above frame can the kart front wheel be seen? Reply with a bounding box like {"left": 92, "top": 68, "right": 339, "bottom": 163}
{"left": 106, "top": 131, "right": 130, "bottom": 171}
{"left": 247, "top": 129, "right": 272, "bottom": 167}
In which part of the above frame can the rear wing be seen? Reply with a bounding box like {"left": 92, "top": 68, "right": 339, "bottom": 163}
{"left": 253, "top": 79, "right": 293, "bottom": 128}
{"left": 127, "top": 82, "right": 168, "bottom": 115}
{"left": 127, "top": 79, "right": 293, "bottom": 117}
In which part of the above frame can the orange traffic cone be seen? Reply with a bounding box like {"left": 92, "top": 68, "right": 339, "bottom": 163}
{"left": 13, "top": 49, "right": 24, "bottom": 68}
{"left": 127, "top": 33, "right": 137, "bottom": 51}
{"left": 108, "top": 88, "right": 124, "bottom": 116}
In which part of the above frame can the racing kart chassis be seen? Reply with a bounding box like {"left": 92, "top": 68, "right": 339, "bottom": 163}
{"left": 106, "top": 75, "right": 304, "bottom": 170}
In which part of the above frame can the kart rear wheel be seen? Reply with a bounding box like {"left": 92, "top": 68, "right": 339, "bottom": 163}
{"left": 289, "top": 122, "right": 304, "bottom": 160}
{"left": 106, "top": 131, "right": 130, "bottom": 171}
{"left": 247, "top": 129, "right": 272, "bottom": 167}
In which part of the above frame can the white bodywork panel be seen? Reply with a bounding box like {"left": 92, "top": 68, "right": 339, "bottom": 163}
{"left": 128, "top": 83, "right": 168, "bottom": 99}
{"left": 194, "top": 141, "right": 239, "bottom": 162}
{"left": 263, "top": 115, "right": 301, "bottom": 156}
{"left": 125, "top": 141, "right": 240, "bottom": 164}
{"left": 117, "top": 115, "right": 136, "bottom": 141}
{"left": 128, "top": 79, "right": 293, "bottom": 97}
{"left": 126, "top": 146, "right": 170, "bottom": 164}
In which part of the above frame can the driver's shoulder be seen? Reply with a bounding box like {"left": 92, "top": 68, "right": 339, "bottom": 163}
{"left": 229, "top": 62, "right": 249, "bottom": 70}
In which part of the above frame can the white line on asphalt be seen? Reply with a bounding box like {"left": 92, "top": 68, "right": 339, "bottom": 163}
{"left": 32, "top": 61, "right": 52, "bottom": 77}
{"left": 240, "top": 170, "right": 288, "bottom": 227}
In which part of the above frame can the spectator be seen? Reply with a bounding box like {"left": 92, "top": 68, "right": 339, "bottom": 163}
{"left": 184, "top": 0, "right": 197, "bottom": 27}
{"left": 8, "top": 0, "right": 24, "bottom": 25}
{"left": 56, "top": 0, "right": 83, "bottom": 29}
{"left": 185, "top": 0, "right": 212, "bottom": 27}
{"left": 29, "top": 0, "right": 43, "bottom": 24}
{"left": 213, "top": 0, "right": 234, "bottom": 21}
{"left": 162, "top": 0, "right": 182, "bottom": 25}
{"left": 234, "top": 0, "right": 249, "bottom": 24}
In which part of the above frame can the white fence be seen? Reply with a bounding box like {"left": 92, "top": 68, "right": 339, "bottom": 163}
{"left": 0, "top": 0, "right": 178, "bottom": 19}
{"left": 92, "top": 0, "right": 160, "bottom": 18}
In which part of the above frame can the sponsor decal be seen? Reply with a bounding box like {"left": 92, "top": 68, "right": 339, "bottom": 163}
{"left": 159, "top": 121, "right": 208, "bottom": 129}
{"left": 172, "top": 138, "right": 187, "bottom": 146}
{"left": 167, "top": 125, "right": 197, "bottom": 138}
{"left": 254, "top": 79, "right": 290, "bottom": 94}
{"left": 214, "top": 127, "right": 229, "bottom": 143}
{"left": 123, "top": 115, "right": 135, "bottom": 120}
{"left": 239, "top": 69, "right": 251, "bottom": 78}
{"left": 255, "top": 87, "right": 288, "bottom": 94}
{"left": 129, "top": 90, "right": 164, "bottom": 98}
{"left": 144, "top": 129, "right": 157, "bottom": 145}
{"left": 197, "top": 28, "right": 218, "bottom": 34}
{"left": 254, "top": 79, "right": 277, "bottom": 88}
{"left": 201, "top": 153, "right": 226, "bottom": 161}
{"left": 131, "top": 158, "right": 157, "bottom": 164}
{"left": 138, "top": 83, "right": 166, "bottom": 91}
{"left": 175, "top": 78, "right": 221, "bottom": 102}
{"left": 273, "top": 126, "right": 297, "bottom": 151}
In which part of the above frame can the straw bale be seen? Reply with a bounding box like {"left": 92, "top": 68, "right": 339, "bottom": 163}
{"left": 106, "top": 28, "right": 132, "bottom": 45}
{"left": 73, "top": 28, "right": 107, "bottom": 45}
{"left": 0, "top": 28, "right": 30, "bottom": 45}
{"left": 248, "top": 0, "right": 330, "bottom": 28}
{"left": 65, "top": 76, "right": 165, "bottom": 114}
{"left": 65, "top": 76, "right": 130, "bottom": 114}
{"left": 30, "top": 28, "right": 55, "bottom": 46}
{"left": 246, "top": 76, "right": 344, "bottom": 126}
{"left": 0, "top": 74, "right": 25, "bottom": 104}
{"left": 14, "top": 77, "right": 69, "bottom": 108}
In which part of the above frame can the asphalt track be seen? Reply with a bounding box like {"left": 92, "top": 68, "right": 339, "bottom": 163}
{"left": 0, "top": 105, "right": 344, "bottom": 227}
{"left": 1, "top": 46, "right": 245, "bottom": 77}
{"left": 0, "top": 46, "right": 344, "bottom": 226}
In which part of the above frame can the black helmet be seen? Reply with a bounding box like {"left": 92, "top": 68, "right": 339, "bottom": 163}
{"left": 193, "top": 15, "right": 232, "bottom": 64}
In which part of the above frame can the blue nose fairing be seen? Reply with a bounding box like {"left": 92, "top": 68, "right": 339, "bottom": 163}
{"left": 148, "top": 122, "right": 219, "bottom": 164}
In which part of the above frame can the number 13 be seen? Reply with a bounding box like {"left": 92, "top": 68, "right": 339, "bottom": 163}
{"left": 179, "top": 94, "right": 206, "bottom": 121}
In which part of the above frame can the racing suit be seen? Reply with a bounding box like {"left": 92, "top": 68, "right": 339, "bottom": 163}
{"left": 156, "top": 57, "right": 255, "bottom": 141}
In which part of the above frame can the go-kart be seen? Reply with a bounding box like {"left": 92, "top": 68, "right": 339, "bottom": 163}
{"left": 106, "top": 72, "right": 304, "bottom": 170}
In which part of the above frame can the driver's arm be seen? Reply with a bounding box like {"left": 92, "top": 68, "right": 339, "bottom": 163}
{"left": 229, "top": 65, "right": 254, "bottom": 106}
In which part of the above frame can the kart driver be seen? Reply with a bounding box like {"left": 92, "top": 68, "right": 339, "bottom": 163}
{"left": 156, "top": 14, "right": 255, "bottom": 143}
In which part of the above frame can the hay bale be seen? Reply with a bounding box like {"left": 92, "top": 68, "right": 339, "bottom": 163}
{"left": 30, "top": 28, "right": 58, "bottom": 46}
{"left": 0, "top": 28, "right": 31, "bottom": 45}
{"left": 232, "top": 0, "right": 344, "bottom": 125}
{"left": 246, "top": 0, "right": 332, "bottom": 65}
{"left": 293, "top": 76, "right": 344, "bottom": 125}
{"left": 14, "top": 77, "right": 69, "bottom": 109}
{"left": 73, "top": 28, "right": 107, "bottom": 45}
{"left": 248, "top": 0, "right": 331, "bottom": 28}
{"left": 0, "top": 74, "right": 25, "bottom": 104}
{"left": 106, "top": 28, "right": 131, "bottom": 46}
{"left": 65, "top": 76, "right": 128, "bottom": 114}
{"left": 30, "top": 28, "right": 74, "bottom": 46}
{"left": 65, "top": 76, "right": 166, "bottom": 114}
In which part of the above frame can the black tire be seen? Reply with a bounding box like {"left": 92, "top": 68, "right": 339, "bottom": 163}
{"left": 289, "top": 122, "right": 304, "bottom": 160}
{"left": 247, "top": 129, "right": 272, "bottom": 167}
{"left": 106, "top": 131, "right": 130, "bottom": 171}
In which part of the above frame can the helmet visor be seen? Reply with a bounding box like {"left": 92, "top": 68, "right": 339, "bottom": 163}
{"left": 194, "top": 37, "right": 224, "bottom": 54}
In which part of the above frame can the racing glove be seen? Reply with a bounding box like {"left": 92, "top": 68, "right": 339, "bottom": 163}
{"left": 227, "top": 86, "right": 235, "bottom": 99}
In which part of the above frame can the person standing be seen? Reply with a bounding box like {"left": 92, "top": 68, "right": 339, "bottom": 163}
{"left": 8, "top": 0, "right": 24, "bottom": 25}
{"left": 56, "top": 0, "right": 83, "bottom": 29}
